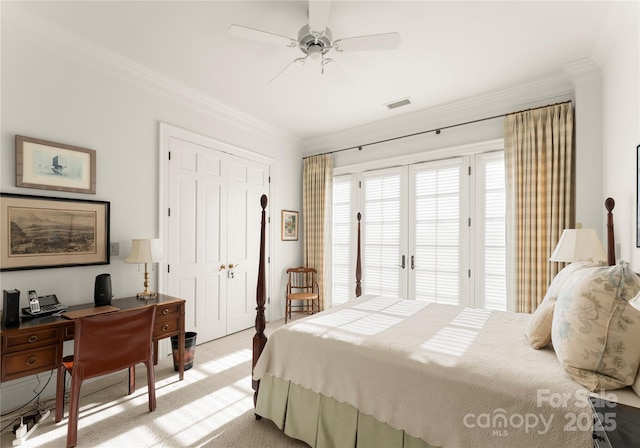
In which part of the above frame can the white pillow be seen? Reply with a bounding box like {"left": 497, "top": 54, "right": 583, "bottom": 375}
{"left": 525, "top": 299, "right": 555, "bottom": 349}
{"left": 525, "top": 261, "right": 596, "bottom": 349}
{"left": 552, "top": 261, "right": 640, "bottom": 391}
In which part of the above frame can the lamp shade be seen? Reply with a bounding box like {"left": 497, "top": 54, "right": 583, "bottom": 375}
{"left": 549, "top": 229, "right": 607, "bottom": 263}
{"left": 125, "top": 239, "right": 165, "bottom": 264}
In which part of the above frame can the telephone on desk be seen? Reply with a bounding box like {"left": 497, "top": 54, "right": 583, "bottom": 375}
{"left": 22, "top": 290, "right": 67, "bottom": 317}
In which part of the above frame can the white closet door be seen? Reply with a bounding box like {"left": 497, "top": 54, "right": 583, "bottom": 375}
{"left": 166, "top": 135, "right": 270, "bottom": 343}
{"left": 226, "top": 157, "right": 269, "bottom": 334}
{"left": 167, "top": 136, "right": 228, "bottom": 342}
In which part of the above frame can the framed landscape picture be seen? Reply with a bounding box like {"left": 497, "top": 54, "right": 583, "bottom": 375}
{"left": 281, "top": 210, "right": 299, "bottom": 241}
{"left": 15, "top": 135, "right": 97, "bottom": 194}
{"left": 0, "top": 193, "right": 110, "bottom": 271}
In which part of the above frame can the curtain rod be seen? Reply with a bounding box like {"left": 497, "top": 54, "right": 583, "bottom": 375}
{"left": 303, "top": 100, "right": 573, "bottom": 160}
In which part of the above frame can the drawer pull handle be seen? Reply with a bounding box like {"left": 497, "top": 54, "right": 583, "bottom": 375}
{"left": 162, "top": 324, "right": 169, "bottom": 332}
{"left": 28, "top": 335, "right": 38, "bottom": 343}
{"left": 162, "top": 308, "right": 169, "bottom": 315}
{"left": 26, "top": 356, "right": 38, "bottom": 366}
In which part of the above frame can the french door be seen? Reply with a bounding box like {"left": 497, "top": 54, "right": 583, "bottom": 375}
{"left": 332, "top": 151, "right": 506, "bottom": 310}
{"left": 161, "top": 126, "right": 270, "bottom": 343}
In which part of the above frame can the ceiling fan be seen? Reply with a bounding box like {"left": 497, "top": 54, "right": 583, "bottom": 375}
{"left": 228, "top": 0, "right": 401, "bottom": 84}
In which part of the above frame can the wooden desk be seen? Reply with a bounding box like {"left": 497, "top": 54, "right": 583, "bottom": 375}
{"left": 0, "top": 294, "right": 186, "bottom": 385}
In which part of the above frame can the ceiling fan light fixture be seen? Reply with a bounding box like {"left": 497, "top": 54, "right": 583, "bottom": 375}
{"left": 307, "top": 44, "right": 323, "bottom": 60}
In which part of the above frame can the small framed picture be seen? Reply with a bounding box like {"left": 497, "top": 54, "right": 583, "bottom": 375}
{"left": 281, "top": 210, "right": 299, "bottom": 241}
{"left": 15, "top": 135, "right": 96, "bottom": 194}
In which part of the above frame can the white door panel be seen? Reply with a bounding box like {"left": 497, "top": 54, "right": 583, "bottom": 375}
{"left": 227, "top": 158, "right": 269, "bottom": 333}
{"left": 167, "top": 137, "right": 227, "bottom": 342}
{"left": 166, "top": 133, "right": 269, "bottom": 342}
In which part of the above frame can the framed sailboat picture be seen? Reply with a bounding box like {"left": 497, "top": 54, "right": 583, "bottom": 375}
{"left": 15, "top": 135, "right": 97, "bottom": 194}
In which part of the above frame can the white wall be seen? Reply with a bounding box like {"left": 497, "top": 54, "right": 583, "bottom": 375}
{"left": 0, "top": 11, "right": 302, "bottom": 412}
{"left": 600, "top": 4, "right": 640, "bottom": 269}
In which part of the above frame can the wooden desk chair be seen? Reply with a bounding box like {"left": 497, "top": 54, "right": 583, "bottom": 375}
{"left": 55, "top": 306, "right": 157, "bottom": 448}
{"left": 285, "top": 267, "right": 320, "bottom": 323}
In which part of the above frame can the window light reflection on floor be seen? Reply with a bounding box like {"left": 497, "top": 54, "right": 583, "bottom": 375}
{"left": 198, "top": 348, "right": 252, "bottom": 374}
{"left": 22, "top": 347, "right": 258, "bottom": 447}
{"left": 163, "top": 376, "right": 254, "bottom": 446}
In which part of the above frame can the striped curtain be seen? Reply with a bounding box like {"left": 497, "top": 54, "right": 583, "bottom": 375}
{"left": 504, "top": 103, "right": 574, "bottom": 313}
{"left": 303, "top": 154, "right": 333, "bottom": 310}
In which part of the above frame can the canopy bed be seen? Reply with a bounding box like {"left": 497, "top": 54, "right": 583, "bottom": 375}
{"left": 251, "top": 196, "right": 640, "bottom": 447}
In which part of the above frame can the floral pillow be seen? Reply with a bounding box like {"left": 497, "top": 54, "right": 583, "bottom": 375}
{"left": 551, "top": 261, "right": 640, "bottom": 391}
{"left": 525, "top": 261, "right": 597, "bottom": 349}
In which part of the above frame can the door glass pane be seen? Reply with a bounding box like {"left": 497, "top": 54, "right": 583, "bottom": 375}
{"left": 481, "top": 154, "right": 507, "bottom": 311}
{"left": 413, "top": 161, "right": 461, "bottom": 304}
{"left": 332, "top": 175, "right": 352, "bottom": 306}
{"left": 363, "top": 170, "right": 402, "bottom": 298}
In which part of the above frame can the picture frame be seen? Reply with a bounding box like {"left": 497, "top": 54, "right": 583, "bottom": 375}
{"left": 0, "top": 193, "right": 110, "bottom": 271}
{"left": 637, "top": 145, "right": 640, "bottom": 247}
{"left": 281, "top": 210, "right": 299, "bottom": 241}
{"left": 16, "top": 135, "right": 97, "bottom": 194}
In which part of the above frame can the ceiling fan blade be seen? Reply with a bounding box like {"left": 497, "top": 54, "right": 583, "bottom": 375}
{"left": 323, "top": 58, "right": 355, "bottom": 87}
{"left": 268, "top": 57, "right": 307, "bottom": 85}
{"left": 308, "top": 0, "right": 331, "bottom": 35}
{"left": 334, "top": 32, "right": 401, "bottom": 52}
{"left": 228, "top": 24, "right": 297, "bottom": 48}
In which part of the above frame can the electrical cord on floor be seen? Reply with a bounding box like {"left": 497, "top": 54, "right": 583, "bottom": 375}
{"left": 1, "top": 368, "right": 131, "bottom": 435}
{"left": 0, "top": 371, "right": 54, "bottom": 434}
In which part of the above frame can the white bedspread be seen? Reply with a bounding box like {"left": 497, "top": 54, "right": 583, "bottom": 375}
{"left": 253, "top": 296, "right": 593, "bottom": 448}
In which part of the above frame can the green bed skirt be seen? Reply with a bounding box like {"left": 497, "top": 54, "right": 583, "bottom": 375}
{"left": 255, "top": 375, "right": 439, "bottom": 448}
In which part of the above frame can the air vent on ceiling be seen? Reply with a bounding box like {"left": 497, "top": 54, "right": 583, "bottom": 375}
{"left": 384, "top": 97, "right": 413, "bottom": 110}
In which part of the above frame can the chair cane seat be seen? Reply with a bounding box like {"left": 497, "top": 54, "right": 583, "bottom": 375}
{"left": 287, "top": 292, "right": 319, "bottom": 301}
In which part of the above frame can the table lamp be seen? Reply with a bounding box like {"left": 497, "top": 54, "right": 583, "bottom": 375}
{"left": 125, "top": 238, "right": 165, "bottom": 300}
{"left": 549, "top": 228, "right": 607, "bottom": 263}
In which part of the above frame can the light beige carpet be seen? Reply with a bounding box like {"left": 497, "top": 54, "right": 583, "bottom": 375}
{"left": 1, "top": 320, "right": 308, "bottom": 447}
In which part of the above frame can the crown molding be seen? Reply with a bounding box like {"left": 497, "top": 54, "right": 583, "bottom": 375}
{"left": 562, "top": 58, "right": 602, "bottom": 85}
{"left": 303, "top": 71, "right": 575, "bottom": 154}
{"left": 2, "top": 3, "right": 298, "bottom": 146}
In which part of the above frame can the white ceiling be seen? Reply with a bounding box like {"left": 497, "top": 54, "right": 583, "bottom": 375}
{"left": 6, "top": 1, "right": 628, "bottom": 141}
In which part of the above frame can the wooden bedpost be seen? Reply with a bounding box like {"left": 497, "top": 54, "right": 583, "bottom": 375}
{"left": 252, "top": 194, "right": 268, "bottom": 416}
{"left": 355, "top": 212, "right": 362, "bottom": 297}
{"left": 605, "top": 197, "right": 615, "bottom": 266}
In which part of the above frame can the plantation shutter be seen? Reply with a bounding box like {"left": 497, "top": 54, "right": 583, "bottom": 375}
{"left": 332, "top": 174, "right": 353, "bottom": 305}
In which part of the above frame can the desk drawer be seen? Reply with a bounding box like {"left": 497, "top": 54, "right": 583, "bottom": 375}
{"left": 3, "top": 328, "right": 59, "bottom": 352}
{"left": 2, "top": 344, "right": 60, "bottom": 382}
{"left": 154, "top": 318, "right": 179, "bottom": 338}
{"left": 156, "top": 303, "right": 180, "bottom": 319}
